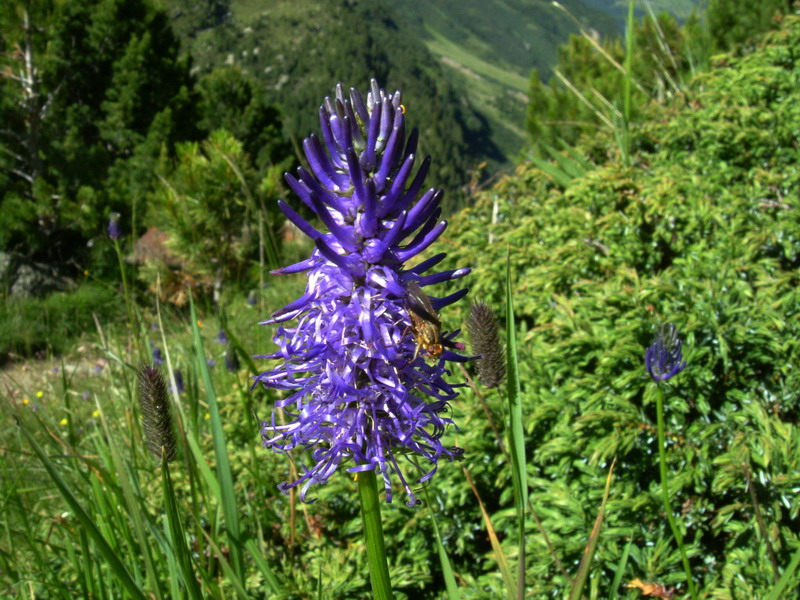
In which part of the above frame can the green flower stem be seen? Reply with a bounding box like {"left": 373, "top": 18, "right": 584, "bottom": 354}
{"left": 655, "top": 383, "right": 697, "bottom": 600}
{"left": 357, "top": 469, "right": 394, "bottom": 600}
{"left": 113, "top": 238, "right": 144, "bottom": 359}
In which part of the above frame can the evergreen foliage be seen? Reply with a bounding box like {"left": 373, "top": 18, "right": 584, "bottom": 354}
{"left": 147, "top": 129, "right": 285, "bottom": 299}
{"left": 707, "top": 0, "right": 793, "bottom": 51}
{"left": 1, "top": 0, "right": 293, "bottom": 294}
{"left": 196, "top": 66, "right": 292, "bottom": 174}
{"left": 446, "top": 16, "right": 800, "bottom": 596}
{"left": 0, "top": 0, "right": 198, "bottom": 262}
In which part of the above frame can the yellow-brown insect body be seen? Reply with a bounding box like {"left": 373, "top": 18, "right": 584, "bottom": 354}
{"left": 404, "top": 281, "right": 443, "bottom": 360}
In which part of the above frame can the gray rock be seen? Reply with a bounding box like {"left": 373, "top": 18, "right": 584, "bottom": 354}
{"left": 9, "top": 262, "right": 70, "bottom": 298}
{"left": 0, "top": 251, "right": 12, "bottom": 282}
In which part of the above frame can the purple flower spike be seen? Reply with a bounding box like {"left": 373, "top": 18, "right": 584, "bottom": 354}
{"left": 169, "top": 369, "right": 184, "bottom": 394}
{"left": 645, "top": 323, "right": 687, "bottom": 382}
{"left": 151, "top": 345, "right": 164, "bottom": 366}
{"left": 108, "top": 213, "right": 121, "bottom": 240}
{"left": 255, "top": 80, "right": 470, "bottom": 506}
{"left": 225, "top": 347, "right": 240, "bottom": 373}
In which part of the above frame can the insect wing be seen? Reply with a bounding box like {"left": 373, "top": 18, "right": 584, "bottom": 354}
{"left": 404, "top": 281, "right": 440, "bottom": 326}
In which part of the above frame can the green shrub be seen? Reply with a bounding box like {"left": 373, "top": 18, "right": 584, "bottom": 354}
{"left": 442, "top": 17, "right": 800, "bottom": 597}
{"left": 0, "top": 283, "right": 124, "bottom": 359}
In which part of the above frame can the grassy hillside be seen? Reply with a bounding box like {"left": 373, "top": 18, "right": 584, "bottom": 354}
{"left": 584, "top": 0, "right": 701, "bottom": 26}
{"left": 166, "top": 0, "right": 703, "bottom": 172}
{"left": 387, "top": 0, "right": 702, "bottom": 163}
{"left": 167, "top": 0, "right": 625, "bottom": 174}
{"left": 394, "top": 0, "right": 620, "bottom": 161}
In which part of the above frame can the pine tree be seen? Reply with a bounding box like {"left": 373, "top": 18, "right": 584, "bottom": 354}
{"left": 0, "top": 0, "right": 199, "bottom": 263}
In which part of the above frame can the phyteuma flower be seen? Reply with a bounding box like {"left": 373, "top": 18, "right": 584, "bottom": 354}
{"left": 107, "top": 212, "right": 121, "bottom": 240}
{"left": 254, "top": 79, "right": 471, "bottom": 506}
{"left": 645, "top": 323, "right": 686, "bottom": 382}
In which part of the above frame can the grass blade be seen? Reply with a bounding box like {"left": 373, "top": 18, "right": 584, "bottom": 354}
{"left": 189, "top": 294, "right": 246, "bottom": 580}
{"left": 505, "top": 251, "right": 527, "bottom": 600}
{"left": 528, "top": 154, "right": 574, "bottom": 188}
{"left": 608, "top": 537, "right": 633, "bottom": 600}
{"left": 464, "top": 467, "right": 515, "bottom": 600}
{"left": 96, "top": 399, "right": 165, "bottom": 600}
{"left": 162, "top": 453, "right": 204, "bottom": 600}
{"left": 766, "top": 545, "right": 800, "bottom": 600}
{"left": 244, "top": 538, "right": 284, "bottom": 594}
{"left": 422, "top": 487, "right": 460, "bottom": 600}
{"left": 568, "top": 460, "right": 615, "bottom": 600}
{"left": 15, "top": 415, "right": 147, "bottom": 600}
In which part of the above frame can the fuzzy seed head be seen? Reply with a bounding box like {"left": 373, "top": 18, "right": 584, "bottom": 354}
{"left": 138, "top": 365, "right": 177, "bottom": 462}
{"left": 467, "top": 302, "right": 506, "bottom": 388}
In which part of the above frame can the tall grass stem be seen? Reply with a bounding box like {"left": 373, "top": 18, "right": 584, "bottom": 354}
{"left": 422, "top": 486, "right": 461, "bottom": 600}
{"left": 622, "top": 0, "right": 635, "bottom": 165}
{"left": 505, "top": 252, "right": 527, "bottom": 600}
{"left": 189, "top": 295, "right": 245, "bottom": 581}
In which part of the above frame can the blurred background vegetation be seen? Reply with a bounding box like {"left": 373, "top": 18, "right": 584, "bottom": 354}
{"left": 1, "top": 0, "right": 799, "bottom": 598}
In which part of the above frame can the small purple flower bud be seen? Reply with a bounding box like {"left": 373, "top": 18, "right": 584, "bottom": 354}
{"left": 215, "top": 329, "right": 228, "bottom": 345}
{"left": 225, "top": 347, "right": 240, "bottom": 373}
{"left": 247, "top": 291, "right": 257, "bottom": 306}
{"left": 206, "top": 358, "right": 216, "bottom": 368}
{"left": 254, "top": 80, "right": 471, "bottom": 506}
{"left": 152, "top": 346, "right": 164, "bottom": 366}
{"left": 107, "top": 213, "right": 121, "bottom": 240}
{"left": 645, "top": 323, "right": 687, "bottom": 382}
{"left": 169, "top": 369, "right": 184, "bottom": 394}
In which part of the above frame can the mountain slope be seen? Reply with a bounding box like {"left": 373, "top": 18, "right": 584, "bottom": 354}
{"left": 397, "top": 0, "right": 620, "bottom": 160}
{"left": 166, "top": 0, "right": 701, "bottom": 181}
{"left": 170, "top": 0, "right": 499, "bottom": 199}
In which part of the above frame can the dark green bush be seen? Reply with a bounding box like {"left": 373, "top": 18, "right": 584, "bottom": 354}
{"left": 440, "top": 16, "right": 800, "bottom": 597}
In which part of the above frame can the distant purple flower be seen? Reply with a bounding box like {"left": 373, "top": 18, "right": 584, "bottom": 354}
{"left": 152, "top": 345, "right": 164, "bottom": 366}
{"left": 646, "top": 323, "right": 687, "bottom": 382}
{"left": 225, "top": 347, "right": 240, "bottom": 373}
{"left": 247, "top": 291, "right": 257, "bottom": 306}
{"left": 94, "top": 363, "right": 104, "bottom": 374}
{"left": 206, "top": 358, "right": 216, "bottom": 368}
{"left": 82, "top": 391, "right": 91, "bottom": 401}
{"left": 254, "top": 80, "right": 470, "bottom": 506}
{"left": 215, "top": 329, "right": 228, "bottom": 345}
{"left": 108, "top": 213, "right": 121, "bottom": 240}
{"left": 169, "top": 369, "right": 184, "bottom": 394}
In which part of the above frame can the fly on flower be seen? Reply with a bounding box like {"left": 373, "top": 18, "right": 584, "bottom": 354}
{"left": 404, "top": 280, "right": 443, "bottom": 361}
{"left": 254, "top": 80, "right": 471, "bottom": 506}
